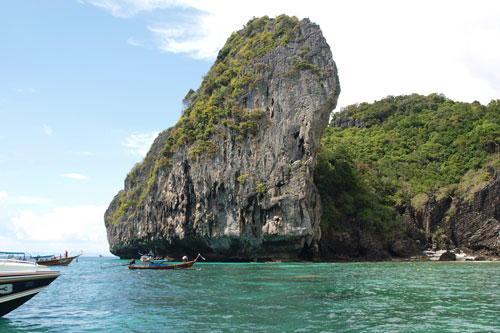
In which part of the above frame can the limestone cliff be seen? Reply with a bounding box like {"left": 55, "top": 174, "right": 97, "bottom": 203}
{"left": 400, "top": 168, "right": 500, "bottom": 258}
{"left": 316, "top": 169, "right": 500, "bottom": 261}
{"left": 105, "top": 15, "right": 340, "bottom": 260}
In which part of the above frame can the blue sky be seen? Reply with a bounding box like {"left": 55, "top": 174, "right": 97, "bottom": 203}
{"left": 1, "top": 0, "right": 499, "bottom": 255}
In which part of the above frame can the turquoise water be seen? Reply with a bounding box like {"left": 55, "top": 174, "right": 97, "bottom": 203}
{"left": 1, "top": 257, "right": 500, "bottom": 332}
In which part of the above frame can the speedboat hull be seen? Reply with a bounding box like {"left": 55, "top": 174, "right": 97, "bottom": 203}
{"left": 0, "top": 260, "right": 60, "bottom": 317}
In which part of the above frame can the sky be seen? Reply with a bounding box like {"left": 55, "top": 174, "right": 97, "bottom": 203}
{"left": 1, "top": 0, "right": 499, "bottom": 256}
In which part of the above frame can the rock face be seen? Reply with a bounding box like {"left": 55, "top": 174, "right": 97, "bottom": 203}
{"left": 315, "top": 166, "right": 500, "bottom": 261}
{"left": 439, "top": 251, "right": 456, "bottom": 261}
{"left": 451, "top": 170, "right": 500, "bottom": 256}
{"left": 319, "top": 227, "right": 391, "bottom": 261}
{"left": 397, "top": 169, "right": 500, "bottom": 258}
{"left": 105, "top": 16, "right": 340, "bottom": 260}
{"left": 331, "top": 115, "right": 366, "bottom": 129}
{"left": 317, "top": 166, "right": 500, "bottom": 261}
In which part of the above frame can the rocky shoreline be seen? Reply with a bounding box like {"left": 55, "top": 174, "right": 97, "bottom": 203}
{"left": 401, "top": 248, "right": 500, "bottom": 262}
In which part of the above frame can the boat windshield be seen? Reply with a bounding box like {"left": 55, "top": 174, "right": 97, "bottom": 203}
{"left": 0, "top": 251, "right": 27, "bottom": 260}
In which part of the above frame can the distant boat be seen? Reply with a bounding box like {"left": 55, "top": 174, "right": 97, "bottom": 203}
{"left": 138, "top": 251, "right": 174, "bottom": 263}
{"left": 138, "top": 251, "right": 154, "bottom": 263}
{"left": 33, "top": 254, "right": 81, "bottom": 266}
{"left": 128, "top": 253, "right": 205, "bottom": 270}
{"left": 0, "top": 258, "right": 60, "bottom": 317}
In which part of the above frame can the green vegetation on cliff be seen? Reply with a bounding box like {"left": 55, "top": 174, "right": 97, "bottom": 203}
{"left": 108, "top": 15, "right": 307, "bottom": 226}
{"left": 164, "top": 14, "right": 301, "bottom": 158}
{"left": 314, "top": 146, "right": 398, "bottom": 234}
{"left": 316, "top": 93, "right": 500, "bottom": 233}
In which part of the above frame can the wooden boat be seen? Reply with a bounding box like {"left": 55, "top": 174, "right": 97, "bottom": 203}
{"left": 128, "top": 253, "right": 204, "bottom": 270}
{"left": 34, "top": 254, "right": 81, "bottom": 266}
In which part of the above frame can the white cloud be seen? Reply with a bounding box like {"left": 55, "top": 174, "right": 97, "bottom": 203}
{"left": 10, "top": 195, "right": 52, "bottom": 205}
{"left": 0, "top": 191, "right": 110, "bottom": 255}
{"left": 85, "top": 0, "right": 188, "bottom": 18}
{"left": 84, "top": 0, "right": 231, "bottom": 59}
{"left": 146, "top": 16, "right": 222, "bottom": 59}
{"left": 13, "top": 205, "right": 106, "bottom": 241}
{"left": 6, "top": 205, "right": 111, "bottom": 255}
{"left": 43, "top": 124, "right": 53, "bottom": 136}
{"left": 127, "top": 37, "right": 144, "bottom": 47}
{"left": 60, "top": 173, "right": 89, "bottom": 180}
{"left": 0, "top": 191, "right": 52, "bottom": 206}
{"left": 16, "top": 87, "right": 37, "bottom": 95}
{"left": 122, "top": 131, "right": 159, "bottom": 157}
{"left": 85, "top": 0, "right": 500, "bottom": 107}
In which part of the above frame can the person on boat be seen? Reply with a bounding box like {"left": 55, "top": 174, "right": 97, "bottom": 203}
{"left": 182, "top": 256, "right": 188, "bottom": 263}
{"left": 65, "top": 250, "right": 68, "bottom": 258}
{"left": 129, "top": 258, "right": 136, "bottom": 266}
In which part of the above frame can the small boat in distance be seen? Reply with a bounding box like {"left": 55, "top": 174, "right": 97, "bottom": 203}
{"left": 128, "top": 253, "right": 205, "bottom": 270}
{"left": 138, "top": 251, "right": 154, "bottom": 262}
{"left": 0, "top": 258, "right": 60, "bottom": 317}
{"left": 138, "top": 251, "right": 174, "bottom": 263}
{"left": 33, "top": 253, "right": 81, "bottom": 266}
{"left": 1, "top": 251, "right": 82, "bottom": 267}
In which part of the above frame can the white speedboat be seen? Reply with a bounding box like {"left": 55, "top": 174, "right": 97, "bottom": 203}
{"left": 0, "top": 259, "right": 60, "bottom": 317}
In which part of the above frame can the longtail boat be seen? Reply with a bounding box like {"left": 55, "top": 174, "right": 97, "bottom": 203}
{"left": 34, "top": 254, "right": 81, "bottom": 266}
{"left": 128, "top": 253, "right": 205, "bottom": 270}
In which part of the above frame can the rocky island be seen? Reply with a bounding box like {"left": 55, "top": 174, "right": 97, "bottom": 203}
{"left": 105, "top": 15, "right": 340, "bottom": 261}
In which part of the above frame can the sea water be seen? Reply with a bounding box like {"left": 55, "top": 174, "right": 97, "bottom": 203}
{"left": 1, "top": 257, "right": 500, "bottom": 332}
